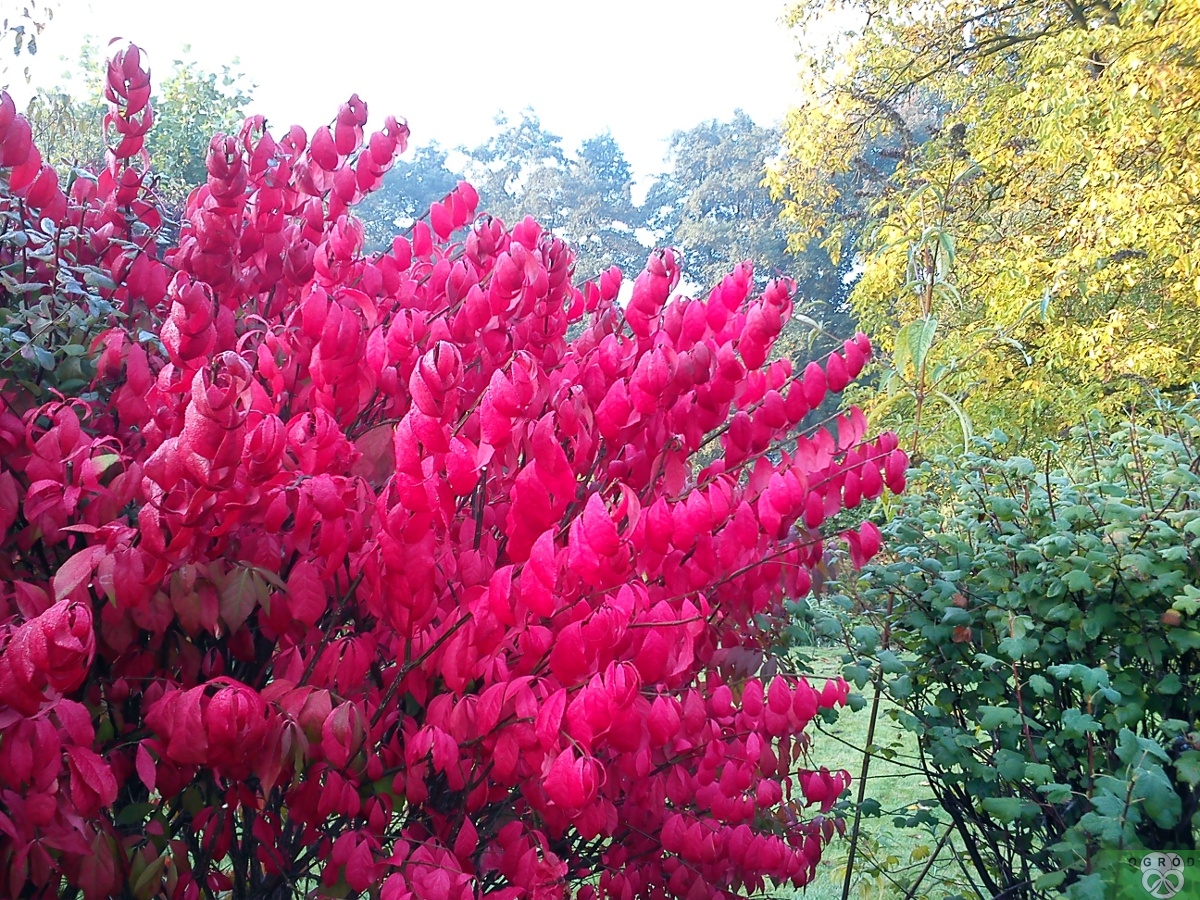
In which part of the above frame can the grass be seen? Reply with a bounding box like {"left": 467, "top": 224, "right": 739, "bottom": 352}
{"left": 782, "top": 649, "right": 972, "bottom": 900}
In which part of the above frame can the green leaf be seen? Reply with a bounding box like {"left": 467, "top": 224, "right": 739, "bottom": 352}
{"left": 1035, "top": 871, "right": 1068, "bottom": 892}
{"left": 981, "top": 796, "right": 1026, "bottom": 822}
{"left": 883, "top": 367, "right": 902, "bottom": 398}
{"left": 1140, "top": 767, "right": 1182, "bottom": 828}
{"left": 131, "top": 851, "right": 168, "bottom": 900}
{"left": 1027, "top": 674, "right": 1054, "bottom": 696}
{"left": 32, "top": 346, "right": 55, "bottom": 370}
{"left": 217, "top": 566, "right": 265, "bottom": 633}
{"left": 1167, "top": 627, "right": 1200, "bottom": 652}
{"left": 1060, "top": 708, "right": 1100, "bottom": 737}
{"left": 1008, "top": 614, "right": 1034, "bottom": 640}
{"left": 892, "top": 321, "right": 914, "bottom": 378}
{"left": 1025, "top": 763, "right": 1054, "bottom": 785}
{"left": 995, "top": 749, "right": 1026, "bottom": 781}
{"left": 998, "top": 635, "right": 1038, "bottom": 659}
{"left": 1116, "top": 730, "right": 1171, "bottom": 771}
{"left": 940, "top": 606, "right": 970, "bottom": 626}
{"left": 1065, "top": 873, "right": 1109, "bottom": 900}
{"left": 91, "top": 453, "right": 122, "bottom": 479}
{"left": 909, "top": 316, "right": 938, "bottom": 375}
{"left": 4, "top": 280, "right": 49, "bottom": 293}
{"left": 1158, "top": 673, "right": 1182, "bottom": 695}
{"left": 1172, "top": 584, "right": 1200, "bottom": 613}
{"left": 1039, "top": 783, "right": 1074, "bottom": 803}
{"left": 936, "top": 230, "right": 955, "bottom": 273}
{"left": 934, "top": 390, "right": 973, "bottom": 450}
{"left": 1062, "top": 569, "right": 1094, "bottom": 592}
{"left": 1175, "top": 751, "right": 1200, "bottom": 787}
{"left": 115, "top": 802, "right": 154, "bottom": 827}
{"left": 789, "top": 313, "right": 825, "bottom": 334}
{"left": 978, "top": 706, "right": 1020, "bottom": 729}
{"left": 852, "top": 624, "right": 880, "bottom": 651}
{"left": 82, "top": 270, "right": 118, "bottom": 291}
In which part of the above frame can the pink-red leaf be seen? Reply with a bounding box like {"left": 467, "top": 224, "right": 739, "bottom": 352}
{"left": 51, "top": 545, "right": 105, "bottom": 600}
{"left": 287, "top": 560, "right": 327, "bottom": 627}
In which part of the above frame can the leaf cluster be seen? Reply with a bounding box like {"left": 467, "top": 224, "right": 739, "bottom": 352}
{"left": 0, "top": 194, "right": 124, "bottom": 403}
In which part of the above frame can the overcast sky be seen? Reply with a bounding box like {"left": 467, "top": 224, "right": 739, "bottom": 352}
{"left": 9, "top": 0, "right": 810, "bottom": 180}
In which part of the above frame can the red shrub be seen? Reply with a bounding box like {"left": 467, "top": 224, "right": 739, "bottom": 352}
{"left": 0, "top": 43, "right": 905, "bottom": 900}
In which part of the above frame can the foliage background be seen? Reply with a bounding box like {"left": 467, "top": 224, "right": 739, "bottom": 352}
{"left": 772, "top": 0, "right": 1200, "bottom": 453}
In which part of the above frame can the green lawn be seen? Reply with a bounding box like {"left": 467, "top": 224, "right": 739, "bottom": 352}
{"left": 787, "top": 652, "right": 973, "bottom": 900}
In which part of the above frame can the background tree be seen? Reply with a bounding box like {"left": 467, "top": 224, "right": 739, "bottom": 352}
{"left": 772, "top": 6, "right": 1200, "bottom": 896}
{"left": 556, "top": 132, "right": 642, "bottom": 278}
{"left": 356, "top": 141, "right": 463, "bottom": 251}
{"left": 144, "top": 54, "right": 253, "bottom": 207}
{"left": 642, "top": 112, "right": 794, "bottom": 291}
{"left": 20, "top": 40, "right": 106, "bottom": 171}
{"left": 464, "top": 108, "right": 570, "bottom": 229}
{"left": 23, "top": 40, "right": 250, "bottom": 209}
{"left": 460, "top": 112, "right": 644, "bottom": 277}
{"left": 641, "top": 112, "right": 859, "bottom": 374}
{"left": 772, "top": 0, "right": 1200, "bottom": 451}
{"left": 356, "top": 111, "right": 861, "bottom": 313}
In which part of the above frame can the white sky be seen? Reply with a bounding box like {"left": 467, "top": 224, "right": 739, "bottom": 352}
{"left": 9, "top": 0, "right": 809, "bottom": 180}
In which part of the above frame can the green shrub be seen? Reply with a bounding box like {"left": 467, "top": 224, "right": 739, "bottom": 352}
{"left": 821, "top": 396, "right": 1200, "bottom": 899}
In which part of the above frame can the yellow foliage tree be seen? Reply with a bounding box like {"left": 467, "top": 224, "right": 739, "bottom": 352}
{"left": 771, "top": 0, "right": 1200, "bottom": 451}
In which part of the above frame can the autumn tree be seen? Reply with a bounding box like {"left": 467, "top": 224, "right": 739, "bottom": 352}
{"left": 772, "top": 0, "right": 1200, "bottom": 451}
